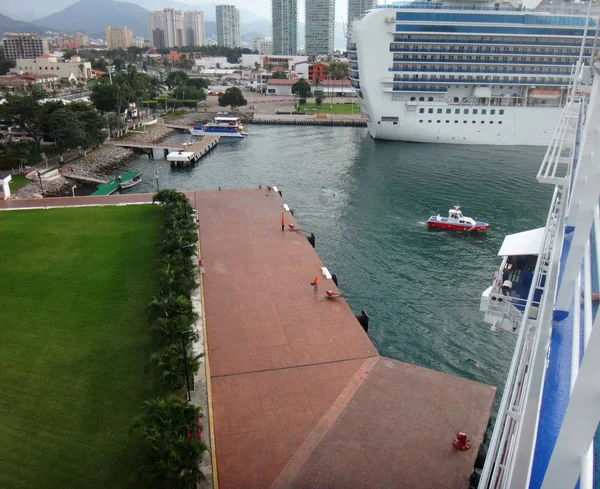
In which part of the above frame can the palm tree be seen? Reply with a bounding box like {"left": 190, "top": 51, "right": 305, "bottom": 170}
{"left": 132, "top": 397, "right": 208, "bottom": 488}
{"left": 150, "top": 343, "right": 201, "bottom": 389}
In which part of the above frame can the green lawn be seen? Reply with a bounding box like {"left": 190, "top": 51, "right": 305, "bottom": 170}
{"left": 8, "top": 174, "right": 31, "bottom": 191}
{"left": 299, "top": 102, "right": 362, "bottom": 115}
{"left": 0, "top": 206, "right": 162, "bottom": 489}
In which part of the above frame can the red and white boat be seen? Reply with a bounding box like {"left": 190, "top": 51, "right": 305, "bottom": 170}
{"left": 428, "top": 206, "right": 489, "bottom": 232}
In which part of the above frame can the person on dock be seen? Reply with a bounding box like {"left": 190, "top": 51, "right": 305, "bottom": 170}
{"left": 281, "top": 215, "right": 285, "bottom": 232}
{"left": 312, "top": 276, "right": 319, "bottom": 292}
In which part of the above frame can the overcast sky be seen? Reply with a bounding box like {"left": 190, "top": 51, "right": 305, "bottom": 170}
{"left": 178, "top": 0, "right": 364, "bottom": 22}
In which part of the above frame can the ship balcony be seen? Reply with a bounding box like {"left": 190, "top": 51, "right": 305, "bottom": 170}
{"left": 480, "top": 228, "right": 546, "bottom": 333}
{"left": 348, "top": 54, "right": 358, "bottom": 61}
{"left": 386, "top": 86, "right": 448, "bottom": 93}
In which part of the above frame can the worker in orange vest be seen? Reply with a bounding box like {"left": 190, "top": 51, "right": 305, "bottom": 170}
{"left": 312, "top": 276, "right": 319, "bottom": 292}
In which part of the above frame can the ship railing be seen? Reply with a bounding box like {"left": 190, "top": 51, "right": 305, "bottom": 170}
{"left": 391, "top": 59, "right": 577, "bottom": 66}
{"left": 391, "top": 78, "right": 570, "bottom": 86}
{"left": 478, "top": 179, "right": 568, "bottom": 489}
{"left": 537, "top": 71, "right": 583, "bottom": 185}
{"left": 377, "top": 4, "right": 535, "bottom": 13}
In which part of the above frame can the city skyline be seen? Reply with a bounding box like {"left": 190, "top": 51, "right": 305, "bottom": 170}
{"left": 305, "top": 0, "right": 335, "bottom": 55}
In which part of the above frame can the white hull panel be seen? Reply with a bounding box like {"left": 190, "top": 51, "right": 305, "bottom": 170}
{"left": 189, "top": 129, "right": 246, "bottom": 138}
{"left": 363, "top": 103, "right": 561, "bottom": 146}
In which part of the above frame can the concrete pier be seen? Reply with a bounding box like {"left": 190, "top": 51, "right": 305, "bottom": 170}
{"left": 111, "top": 136, "right": 220, "bottom": 163}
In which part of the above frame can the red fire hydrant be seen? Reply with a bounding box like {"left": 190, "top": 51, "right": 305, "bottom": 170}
{"left": 453, "top": 432, "right": 471, "bottom": 451}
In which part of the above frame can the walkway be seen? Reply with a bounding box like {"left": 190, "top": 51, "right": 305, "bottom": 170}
{"left": 193, "top": 188, "right": 495, "bottom": 489}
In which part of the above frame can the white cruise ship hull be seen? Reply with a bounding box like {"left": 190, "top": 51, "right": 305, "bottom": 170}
{"left": 363, "top": 104, "right": 561, "bottom": 146}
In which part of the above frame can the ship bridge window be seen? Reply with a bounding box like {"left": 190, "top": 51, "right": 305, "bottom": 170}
{"left": 419, "top": 108, "right": 424, "bottom": 113}
{"left": 437, "top": 108, "right": 442, "bottom": 114}
{"left": 419, "top": 97, "right": 424, "bottom": 101}
{"left": 446, "top": 109, "right": 451, "bottom": 114}
{"left": 428, "top": 108, "right": 434, "bottom": 113}
{"left": 500, "top": 109, "right": 505, "bottom": 115}
{"left": 428, "top": 97, "right": 434, "bottom": 101}
{"left": 455, "top": 109, "right": 460, "bottom": 114}
{"left": 464, "top": 109, "right": 469, "bottom": 114}
{"left": 473, "top": 109, "right": 478, "bottom": 114}
{"left": 482, "top": 109, "right": 487, "bottom": 115}
{"left": 491, "top": 109, "right": 496, "bottom": 114}
{"left": 410, "top": 96, "right": 416, "bottom": 101}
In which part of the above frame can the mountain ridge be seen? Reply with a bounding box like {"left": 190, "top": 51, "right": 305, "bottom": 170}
{"left": 0, "top": 13, "right": 48, "bottom": 36}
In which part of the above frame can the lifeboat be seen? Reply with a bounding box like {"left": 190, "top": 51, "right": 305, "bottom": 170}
{"left": 529, "top": 89, "right": 561, "bottom": 99}
{"left": 428, "top": 205, "right": 489, "bottom": 232}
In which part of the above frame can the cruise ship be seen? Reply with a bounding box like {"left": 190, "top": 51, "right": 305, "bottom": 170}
{"left": 477, "top": 57, "right": 599, "bottom": 487}
{"left": 349, "top": 0, "right": 599, "bottom": 145}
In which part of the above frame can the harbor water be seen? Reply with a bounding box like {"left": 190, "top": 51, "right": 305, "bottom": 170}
{"left": 120, "top": 125, "right": 552, "bottom": 428}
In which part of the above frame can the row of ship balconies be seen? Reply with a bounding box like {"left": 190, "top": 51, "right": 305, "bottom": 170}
{"left": 388, "top": 76, "right": 568, "bottom": 87}
{"left": 390, "top": 45, "right": 592, "bottom": 57}
{"left": 392, "top": 35, "right": 595, "bottom": 49}
{"left": 390, "top": 66, "right": 572, "bottom": 75}
{"left": 392, "top": 57, "right": 578, "bottom": 66}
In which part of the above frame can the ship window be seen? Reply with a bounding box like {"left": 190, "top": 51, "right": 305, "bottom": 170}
{"left": 445, "top": 109, "right": 451, "bottom": 114}
{"left": 463, "top": 120, "right": 467, "bottom": 124}
{"left": 437, "top": 120, "right": 441, "bottom": 123}
{"left": 490, "top": 109, "right": 496, "bottom": 115}
{"left": 455, "top": 120, "right": 458, "bottom": 123}
{"left": 410, "top": 96, "right": 416, "bottom": 101}
{"left": 490, "top": 121, "right": 494, "bottom": 124}
{"left": 428, "top": 120, "right": 432, "bottom": 123}
{"left": 428, "top": 108, "right": 433, "bottom": 113}
{"left": 428, "top": 97, "right": 433, "bottom": 101}
{"left": 481, "top": 121, "right": 485, "bottom": 124}
{"left": 472, "top": 121, "right": 476, "bottom": 124}
{"left": 419, "top": 97, "right": 424, "bottom": 101}
{"left": 472, "top": 109, "right": 478, "bottom": 114}
{"left": 437, "top": 109, "right": 442, "bottom": 114}
{"left": 419, "top": 108, "right": 424, "bottom": 113}
{"left": 499, "top": 121, "right": 503, "bottom": 124}
{"left": 446, "top": 120, "right": 450, "bottom": 123}
{"left": 455, "top": 109, "right": 460, "bottom": 114}
{"left": 499, "top": 109, "right": 505, "bottom": 115}
{"left": 482, "top": 109, "right": 487, "bottom": 115}
{"left": 453, "top": 97, "right": 459, "bottom": 102}
{"left": 419, "top": 120, "right": 423, "bottom": 123}
{"left": 464, "top": 109, "right": 469, "bottom": 114}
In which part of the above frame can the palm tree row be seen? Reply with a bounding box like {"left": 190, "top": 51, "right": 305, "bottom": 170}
{"left": 132, "top": 190, "right": 207, "bottom": 488}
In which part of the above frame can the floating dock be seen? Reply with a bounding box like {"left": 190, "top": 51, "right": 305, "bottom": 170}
{"left": 112, "top": 136, "right": 219, "bottom": 163}
{"left": 194, "top": 188, "right": 496, "bottom": 489}
{"left": 90, "top": 171, "right": 140, "bottom": 196}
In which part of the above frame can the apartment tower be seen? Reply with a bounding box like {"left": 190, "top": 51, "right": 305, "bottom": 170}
{"left": 216, "top": 5, "right": 241, "bottom": 48}
{"left": 147, "top": 8, "right": 183, "bottom": 49}
{"left": 272, "top": 0, "right": 297, "bottom": 55}
{"left": 105, "top": 26, "right": 134, "bottom": 49}
{"left": 347, "top": 0, "right": 374, "bottom": 48}
{"left": 305, "top": 0, "right": 335, "bottom": 55}
{"left": 2, "top": 34, "right": 48, "bottom": 60}
{"left": 184, "top": 10, "right": 205, "bottom": 46}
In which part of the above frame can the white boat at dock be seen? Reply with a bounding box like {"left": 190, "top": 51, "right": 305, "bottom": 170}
{"left": 189, "top": 115, "right": 247, "bottom": 138}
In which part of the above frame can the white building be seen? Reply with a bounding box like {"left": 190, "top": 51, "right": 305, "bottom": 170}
{"left": 147, "top": 8, "right": 183, "bottom": 49}
{"left": 305, "top": 0, "right": 335, "bottom": 55}
{"left": 252, "top": 37, "right": 273, "bottom": 56}
{"left": 266, "top": 78, "right": 297, "bottom": 96}
{"left": 240, "top": 54, "right": 308, "bottom": 69}
{"left": 184, "top": 10, "right": 205, "bottom": 47}
{"left": 11, "top": 55, "right": 92, "bottom": 80}
{"left": 194, "top": 56, "right": 230, "bottom": 69}
{"left": 216, "top": 5, "right": 241, "bottom": 48}
{"left": 2, "top": 34, "right": 49, "bottom": 60}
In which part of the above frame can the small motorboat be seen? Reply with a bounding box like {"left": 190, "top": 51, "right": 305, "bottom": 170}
{"left": 120, "top": 173, "right": 142, "bottom": 189}
{"left": 428, "top": 205, "right": 489, "bottom": 232}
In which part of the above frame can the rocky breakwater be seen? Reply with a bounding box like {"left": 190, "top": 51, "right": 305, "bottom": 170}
{"left": 14, "top": 124, "right": 174, "bottom": 199}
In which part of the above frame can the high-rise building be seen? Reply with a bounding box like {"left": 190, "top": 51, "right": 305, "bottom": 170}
{"left": 305, "top": 0, "right": 335, "bottom": 55}
{"left": 184, "top": 10, "right": 205, "bottom": 47}
{"left": 74, "top": 32, "right": 89, "bottom": 47}
{"left": 252, "top": 37, "right": 273, "bottom": 56}
{"left": 147, "top": 9, "right": 183, "bottom": 49}
{"left": 216, "top": 5, "right": 240, "bottom": 48}
{"left": 2, "top": 34, "right": 48, "bottom": 60}
{"left": 346, "top": 0, "right": 374, "bottom": 48}
{"left": 271, "top": 0, "right": 297, "bottom": 55}
{"left": 105, "top": 26, "right": 134, "bottom": 49}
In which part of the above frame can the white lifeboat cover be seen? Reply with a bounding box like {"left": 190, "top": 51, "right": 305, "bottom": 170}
{"left": 498, "top": 227, "right": 545, "bottom": 257}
